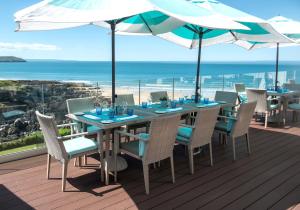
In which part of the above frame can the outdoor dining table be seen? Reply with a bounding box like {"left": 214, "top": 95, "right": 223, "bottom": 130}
{"left": 267, "top": 90, "right": 299, "bottom": 125}
{"left": 66, "top": 108, "right": 156, "bottom": 185}
{"left": 66, "top": 100, "right": 225, "bottom": 185}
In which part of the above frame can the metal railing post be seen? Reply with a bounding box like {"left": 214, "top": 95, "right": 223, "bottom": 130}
{"left": 41, "top": 83, "right": 45, "bottom": 114}
{"left": 222, "top": 74, "right": 225, "bottom": 91}
{"left": 172, "top": 78, "right": 175, "bottom": 100}
{"left": 138, "top": 80, "right": 141, "bottom": 105}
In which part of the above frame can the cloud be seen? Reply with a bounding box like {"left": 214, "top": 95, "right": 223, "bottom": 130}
{"left": 0, "top": 42, "right": 60, "bottom": 51}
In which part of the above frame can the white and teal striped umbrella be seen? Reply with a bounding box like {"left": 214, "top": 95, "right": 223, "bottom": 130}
{"left": 157, "top": 0, "right": 292, "bottom": 100}
{"left": 235, "top": 16, "right": 300, "bottom": 50}
{"left": 235, "top": 16, "right": 300, "bottom": 89}
{"left": 15, "top": 0, "right": 246, "bottom": 103}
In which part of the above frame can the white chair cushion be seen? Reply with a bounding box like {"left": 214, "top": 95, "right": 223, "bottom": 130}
{"left": 63, "top": 137, "right": 98, "bottom": 158}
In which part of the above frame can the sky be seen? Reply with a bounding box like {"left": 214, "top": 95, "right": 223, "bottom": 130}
{"left": 0, "top": 0, "right": 300, "bottom": 62}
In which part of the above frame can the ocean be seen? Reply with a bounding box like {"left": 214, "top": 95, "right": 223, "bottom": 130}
{"left": 0, "top": 61, "right": 300, "bottom": 90}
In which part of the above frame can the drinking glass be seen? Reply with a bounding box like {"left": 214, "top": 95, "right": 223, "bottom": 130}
{"left": 127, "top": 108, "right": 134, "bottom": 116}
{"left": 96, "top": 107, "right": 102, "bottom": 115}
{"left": 108, "top": 108, "right": 115, "bottom": 119}
{"left": 142, "top": 102, "right": 148, "bottom": 108}
{"left": 179, "top": 98, "right": 184, "bottom": 105}
{"left": 170, "top": 100, "right": 177, "bottom": 108}
{"left": 204, "top": 98, "right": 209, "bottom": 104}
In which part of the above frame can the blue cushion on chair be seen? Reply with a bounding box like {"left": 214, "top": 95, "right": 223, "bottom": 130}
{"left": 120, "top": 133, "right": 149, "bottom": 157}
{"left": 177, "top": 127, "right": 193, "bottom": 139}
{"left": 215, "top": 120, "right": 235, "bottom": 133}
{"left": 288, "top": 103, "right": 300, "bottom": 110}
{"left": 63, "top": 137, "right": 98, "bottom": 158}
{"left": 239, "top": 94, "right": 248, "bottom": 103}
{"left": 176, "top": 135, "right": 190, "bottom": 144}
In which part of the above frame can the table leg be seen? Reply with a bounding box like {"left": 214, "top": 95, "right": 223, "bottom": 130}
{"left": 97, "top": 131, "right": 104, "bottom": 183}
{"left": 104, "top": 129, "right": 111, "bottom": 186}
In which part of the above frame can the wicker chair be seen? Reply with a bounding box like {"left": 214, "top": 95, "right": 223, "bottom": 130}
{"left": 214, "top": 91, "right": 239, "bottom": 115}
{"left": 150, "top": 91, "right": 169, "bottom": 103}
{"left": 114, "top": 114, "right": 181, "bottom": 194}
{"left": 36, "top": 111, "right": 101, "bottom": 191}
{"left": 66, "top": 97, "right": 103, "bottom": 165}
{"left": 235, "top": 83, "right": 247, "bottom": 103}
{"left": 246, "top": 89, "right": 280, "bottom": 128}
{"left": 66, "top": 97, "right": 101, "bottom": 135}
{"left": 176, "top": 106, "right": 220, "bottom": 174}
{"left": 115, "top": 94, "right": 135, "bottom": 106}
{"left": 115, "top": 94, "right": 150, "bottom": 140}
{"left": 215, "top": 102, "right": 257, "bottom": 160}
{"left": 288, "top": 103, "right": 300, "bottom": 122}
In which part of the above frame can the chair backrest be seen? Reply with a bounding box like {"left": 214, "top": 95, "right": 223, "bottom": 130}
{"left": 288, "top": 80, "right": 296, "bottom": 84}
{"left": 283, "top": 83, "right": 300, "bottom": 92}
{"left": 214, "top": 91, "right": 238, "bottom": 106}
{"left": 231, "top": 101, "right": 257, "bottom": 138}
{"left": 191, "top": 106, "right": 220, "bottom": 148}
{"left": 115, "top": 94, "right": 135, "bottom": 106}
{"left": 235, "top": 83, "right": 246, "bottom": 93}
{"left": 35, "top": 111, "right": 67, "bottom": 161}
{"left": 66, "top": 97, "right": 95, "bottom": 114}
{"left": 246, "top": 89, "right": 267, "bottom": 113}
{"left": 150, "top": 91, "right": 169, "bottom": 103}
{"left": 143, "top": 114, "right": 181, "bottom": 164}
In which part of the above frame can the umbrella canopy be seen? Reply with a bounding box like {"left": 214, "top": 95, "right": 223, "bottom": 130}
{"left": 15, "top": 0, "right": 246, "bottom": 104}
{"left": 158, "top": 0, "right": 292, "bottom": 102}
{"left": 235, "top": 16, "right": 300, "bottom": 89}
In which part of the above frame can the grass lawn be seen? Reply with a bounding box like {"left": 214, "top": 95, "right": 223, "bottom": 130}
{"left": 0, "top": 143, "right": 45, "bottom": 156}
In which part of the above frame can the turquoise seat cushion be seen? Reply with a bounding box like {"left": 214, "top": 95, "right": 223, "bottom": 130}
{"left": 120, "top": 133, "right": 149, "bottom": 157}
{"left": 215, "top": 119, "right": 235, "bottom": 133}
{"left": 269, "top": 104, "right": 279, "bottom": 110}
{"left": 288, "top": 103, "right": 300, "bottom": 110}
{"left": 239, "top": 94, "right": 248, "bottom": 103}
{"left": 63, "top": 137, "right": 98, "bottom": 158}
{"left": 176, "top": 135, "right": 190, "bottom": 144}
{"left": 177, "top": 127, "right": 193, "bottom": 139}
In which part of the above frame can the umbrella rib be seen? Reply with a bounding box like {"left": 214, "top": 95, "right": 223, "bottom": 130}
{"left": 229, "top": 30, "right": 238, "bottom": 41}
{"left": 184, "top": 25, "right": 198, "bottom": 34}
{"left": 139, "top": 14, "right": 153, "bottom": 34}
{"left": 203, "top": 29, "right": 213, "bottom": 35}
{"left": 116, "top": 16, "right": 133, "bottom": 24}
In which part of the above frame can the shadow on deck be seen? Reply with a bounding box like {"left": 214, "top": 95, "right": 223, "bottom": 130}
{"left": 0, "top": 119, "right": 300, "bottom": 210}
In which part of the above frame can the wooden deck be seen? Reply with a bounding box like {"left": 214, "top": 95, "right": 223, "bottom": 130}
{"left": 1, "top": 119, "right": 300, "bottom": 210}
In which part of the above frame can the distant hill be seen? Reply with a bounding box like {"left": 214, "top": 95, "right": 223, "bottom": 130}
{"left": 0, "top": 56, "right": 26, "bottom": 62}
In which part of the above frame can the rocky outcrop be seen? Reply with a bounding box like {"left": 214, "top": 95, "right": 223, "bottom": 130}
{"left": 0, "top": 56, "right": 26, "bottom": 62}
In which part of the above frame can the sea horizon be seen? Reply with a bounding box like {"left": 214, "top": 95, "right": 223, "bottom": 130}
{"left": 0, "top": 60, "right": 299, "bottom": 90}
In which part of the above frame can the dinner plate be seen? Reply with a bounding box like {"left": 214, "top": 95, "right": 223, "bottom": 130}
{"left": 74, "top": 112, "right": 85, "bottom": 116}
{"left": 155, "top": 110, "right": 168, "bottom": 114}
{"left": 101, "top": 120, "right": 114, "bottom": 124}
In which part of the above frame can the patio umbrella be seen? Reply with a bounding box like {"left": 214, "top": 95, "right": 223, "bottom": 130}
{"left": 15, "top": 0, "right": 246, "bottom": 104}
{"left": 158, "top": 0, "right": 292, "bottom": 102}
{"left": 235, "top": 16, "right": 300, "bottom": 90}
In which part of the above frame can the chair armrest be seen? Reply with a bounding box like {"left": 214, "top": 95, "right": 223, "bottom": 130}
{"left": 114, "top": 130, "right": 149, "bottom": 142}
{"left": 57, "top": 122, "right": 78, "bottom": 128}
{"left": 180, "top": 124, "right": 195, "bottom": 129}
{"left": 217, "top": 115, "right": 237, "bottom": 121}
{"left": 57, "top": 132, "right": 88, "bottom": 141}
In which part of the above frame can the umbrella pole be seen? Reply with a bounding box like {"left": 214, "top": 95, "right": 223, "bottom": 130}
{"left": 111, "top": 22, "right": 116, "bottom": 105}
{"left": 195, "top": 32, "right": 203, "bottom": 103}
{"left": 275, "top": 43, "right": 279, "bottom": 90}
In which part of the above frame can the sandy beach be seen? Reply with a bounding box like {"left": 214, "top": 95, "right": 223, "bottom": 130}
{"left": 100, "top": 85, "right": 233, "bottom": 104}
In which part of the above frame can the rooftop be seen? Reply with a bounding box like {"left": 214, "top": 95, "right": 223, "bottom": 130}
{"left": 1, "top": 116, "right": 300, "bottom": 210}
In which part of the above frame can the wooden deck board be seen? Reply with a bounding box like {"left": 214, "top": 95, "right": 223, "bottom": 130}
{"left": 0, "top": 120, "right": 299, "bottom": 210}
